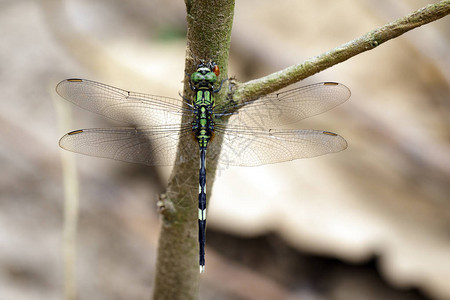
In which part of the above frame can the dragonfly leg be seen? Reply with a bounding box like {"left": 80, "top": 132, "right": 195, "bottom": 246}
{"left": 178, "top": 90, "right": 193, "bottom": 105}
{"left": 213, "top": 79, "right": 226, "bottom": 93}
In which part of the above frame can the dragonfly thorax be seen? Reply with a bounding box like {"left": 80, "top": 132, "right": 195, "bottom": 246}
{"left": 192, "top": 102, "right": 215, "bottom": 149}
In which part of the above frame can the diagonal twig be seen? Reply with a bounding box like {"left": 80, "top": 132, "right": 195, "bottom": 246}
{"left": 233, "top": 0, "right": 450, "bottom": 101}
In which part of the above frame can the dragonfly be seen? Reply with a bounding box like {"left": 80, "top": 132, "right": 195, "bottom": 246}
{"left": 57, "top": 61, "right": 350, "bottom": 273}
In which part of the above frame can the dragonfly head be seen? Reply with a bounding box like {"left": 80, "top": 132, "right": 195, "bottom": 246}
{"left": 190, "top": 61, "right": 219, "bottom": 88}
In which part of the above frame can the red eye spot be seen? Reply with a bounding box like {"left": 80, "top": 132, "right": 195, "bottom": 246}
{"left": 212, "top": 65, "right": 220, "bottom": 76}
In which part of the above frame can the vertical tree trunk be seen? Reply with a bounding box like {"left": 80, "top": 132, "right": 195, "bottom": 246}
{"left": 152, "top": 1, "right": 235, "bottom": 299}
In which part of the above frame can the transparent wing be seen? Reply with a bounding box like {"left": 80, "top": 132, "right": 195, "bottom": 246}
{"left": 208, "top": 125, "right": 347, "bottom": 167}
{"left": 217, "top": 82, "right": 350, "bottom": 129}
{"left": 59, "top": 125, "right": 194, "bottom": 166}
{"left": 56, "top": 79, "right": 190, "bottom": 127}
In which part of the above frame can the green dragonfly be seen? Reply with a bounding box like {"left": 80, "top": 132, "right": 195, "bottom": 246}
{"left": 57, "top": 61, "right": 350, "bottom": 273}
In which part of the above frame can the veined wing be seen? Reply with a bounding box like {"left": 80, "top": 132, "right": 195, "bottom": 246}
{"left": 218, "top": 82, "right": 350, "bottom": 129}
{"left": 59, "top": 124, "right": 194, "bottom": 166}
{"left": 56, "top": 79, "right": 191, "bottom": 127}
{"left": 208, "top": 125, "right": 347, "bottom": 167}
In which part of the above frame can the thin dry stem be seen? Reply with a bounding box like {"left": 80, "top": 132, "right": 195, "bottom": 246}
{"left": 233, "top": 0, "right": 450, "bottom": 101}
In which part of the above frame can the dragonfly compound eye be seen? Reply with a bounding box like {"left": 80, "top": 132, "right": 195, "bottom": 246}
{"left": 191, "top": 72, "right": 204, "bottom": 83}
{"left": 204, "top": 72, "right": 217, "bottom": 83}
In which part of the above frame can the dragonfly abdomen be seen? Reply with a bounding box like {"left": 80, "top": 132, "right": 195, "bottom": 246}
{"left": 198, "top": 148, "right": 207, "bottom": 272}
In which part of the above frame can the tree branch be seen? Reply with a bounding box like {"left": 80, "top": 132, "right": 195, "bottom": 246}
{"left": 233, "top": 0, "right": 450, "bottom": 101}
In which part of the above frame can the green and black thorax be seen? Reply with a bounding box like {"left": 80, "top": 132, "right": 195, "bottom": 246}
{"left": 189, "top": 61, "right": 222, "bottom": 150}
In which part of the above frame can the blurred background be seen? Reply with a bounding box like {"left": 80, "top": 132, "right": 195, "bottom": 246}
{"left": 1, "top": 0, "right": 449, "bottom": 299}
